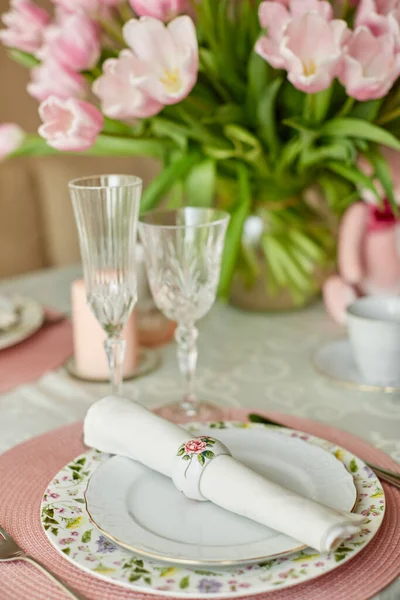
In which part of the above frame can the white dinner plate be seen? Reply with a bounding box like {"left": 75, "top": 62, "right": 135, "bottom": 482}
{"left": 313, "top": 338, "right": 400, "bottom": 393}
{"left": 85, "top": 425, "right": 357, "bottom": 566}
{"left": 41, "top": 422, "right": 385, "bottom": 598}
{"left": 0, "top": 296, "right": 44, "bottom": 350}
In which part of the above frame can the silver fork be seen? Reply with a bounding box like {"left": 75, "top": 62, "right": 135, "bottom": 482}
{"left": 0, "top": 524, "right": 86, "bottom": 600}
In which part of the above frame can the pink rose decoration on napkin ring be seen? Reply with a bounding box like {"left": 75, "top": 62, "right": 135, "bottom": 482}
{"left": 172, "top": 436, "right": 231, "bottom": 502}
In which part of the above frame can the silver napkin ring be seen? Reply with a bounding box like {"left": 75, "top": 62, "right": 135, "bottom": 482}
{"left": 172, "top": 436, "right": 231, "bottom": 502}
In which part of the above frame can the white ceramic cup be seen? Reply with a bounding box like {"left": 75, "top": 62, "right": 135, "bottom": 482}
{"left": 347, "top": 296, "right": 400, "bottom": 386}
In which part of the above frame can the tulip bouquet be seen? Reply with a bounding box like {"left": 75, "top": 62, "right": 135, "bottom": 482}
{"left": 3, "top": 0, "right": 400, "bottom": 303}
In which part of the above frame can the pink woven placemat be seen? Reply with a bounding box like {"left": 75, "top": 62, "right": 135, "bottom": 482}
{"left": 0, "top": 312, "right": 72, "bottom": 393}
{"left": 0, "top": 409, "right": 399, "bottom": 600}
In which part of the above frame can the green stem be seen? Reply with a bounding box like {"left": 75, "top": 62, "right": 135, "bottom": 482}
{"left": 98, "top": 18, "right": 125, "bottom": 45}
{"left": 11, "top": 134, "right": 172, "bottom": 161}
{"left": 175, "top": 105, "right": 231, "bottom": 148}
{"left": 83, "top": 66, "right": 102, "bottom": 84}
{"left": 341, "top": 0, "right": 350, "bottom": 19}
{"left": 303, "top": 94, "right": 316, "bottom": 123}
{"left": 118, "top": 2, "right": 134, "bottom": 23}
{"left": 185, "top": 95, "right": 215, "bottom": 114}
{"left": 92, "top": 65, "right": 102, "bottom": 78}
{"left": 83, "top": 71, "right": 95, "bottom": 84}
{"left": 8, "top": 49, "right": 40, "bottom": 68}
{"left": 376, "top": 106, "right": 400, "bottom": 126}
{"left": 335, "top": 97, "right": 355, "bottom": 118}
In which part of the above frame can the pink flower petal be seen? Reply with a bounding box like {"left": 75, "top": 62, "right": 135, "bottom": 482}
{"left": 93, "top": 51, "right": 164, "bottom": 118}
{"left": 0, "top": 0, "right": 49, "bottom": 53}
{"left": 123, "top": 15, "right": 198, "bottom": 105}
{"left": 0, "top": 123, "right": 24, "bottom": 159}
{"left": 129, "top": 0, "right": 192, "bottom": 21}
{"left": 340, "top": 26, "right": 400, "bottom": 100}
{"left": 38, "top": 97, "right": 103, "bottom": 151}
{"left": 124, "top": 17, "right": 176, "bottom": 70}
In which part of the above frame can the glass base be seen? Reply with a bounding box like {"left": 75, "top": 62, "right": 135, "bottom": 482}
{"left": 155, "top": 401, "right": 226, "bottom": 423}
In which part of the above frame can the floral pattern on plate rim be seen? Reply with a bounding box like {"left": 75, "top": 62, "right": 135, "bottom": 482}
{"left": 40, "top": 422, "right": 385, "bottom": 598}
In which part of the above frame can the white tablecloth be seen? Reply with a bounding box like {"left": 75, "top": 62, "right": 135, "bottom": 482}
{"left": 0, "top": 264, "right": 399, "bottom": 600}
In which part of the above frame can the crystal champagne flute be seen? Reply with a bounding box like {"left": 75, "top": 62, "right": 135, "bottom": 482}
{"left": 139, "top": 207, "right": 230, "bottom": 420}
{"left": 69, "top": 174, "right": 142, "bottom": 395}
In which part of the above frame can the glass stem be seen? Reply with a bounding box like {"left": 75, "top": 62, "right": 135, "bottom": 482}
{"left": 176, "top": 322, "right": 199, "bottom": 417}
{"left": 104, "top": 335, "right": 126, "bottom": 396}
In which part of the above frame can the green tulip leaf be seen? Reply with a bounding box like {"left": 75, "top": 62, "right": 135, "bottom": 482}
{"left": 320, "top": 118, "right": 400, "bottom": 150}
{"left": 363, "top": 146, "right": 397, "bottom": 212}
{"left": 8, "top": 49, "right": 39, "bottom": 68}
{"left": 218, "top": 165, "right": 251, "bottom": 298}
{"left": 185, "top": 159, "right": 216, "bottom": 207}
{"left": 326, "top": 161, "right": 380, "bottom": 200}
{"left": 141, "top": 153, "right": 201, "bottom": 214}
{"left": 258, "top": 78, "right": 283, "bottom": 157}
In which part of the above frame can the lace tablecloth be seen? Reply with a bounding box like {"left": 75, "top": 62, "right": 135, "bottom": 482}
{"left": 0, "top": 264, "right": 399, "bottom": 600}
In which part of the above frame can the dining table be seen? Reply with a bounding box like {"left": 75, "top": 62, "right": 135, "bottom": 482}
{"left": 0, "top": 263, "right": 399, "bottom": 600}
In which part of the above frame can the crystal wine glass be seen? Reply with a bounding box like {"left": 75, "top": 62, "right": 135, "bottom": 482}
{"left": 139, "top": 207, "right": 230, "bottom": 420}
{"left": 69, "top": 174, "right": 142, "bottom": 395}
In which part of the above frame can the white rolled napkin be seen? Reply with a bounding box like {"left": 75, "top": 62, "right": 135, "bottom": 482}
{"left": 84, "top": 396, "right": 365, "bottom": 553}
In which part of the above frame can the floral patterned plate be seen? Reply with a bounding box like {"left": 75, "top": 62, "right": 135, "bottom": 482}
{"left": 84, "top": 425, "right": 357, "bottom": 565}
{"left": 41, "top": 422, "right": 385, "bottom": 598}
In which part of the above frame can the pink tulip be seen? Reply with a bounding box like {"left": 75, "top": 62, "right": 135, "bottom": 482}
{"left": 129, "top": 0, "right": 192, "bottom": 21}
{"left": 51, "top": 0, "right": 121, "bottom": 16}
{"left": 0, "top": 123, "right": 24, "bottom": 159}
{"left": 256, "top": 0, "right": 333, "bottom": 69}
{"left": 93, "top": 50, "right": 164, "bottom": 119}
{"left": 339, "top": 26, "right": 400, "bottom": 101}
{"left": 38, "top": 13, "right": 100, "bottom": 72}
{"left": 356, "top": 0, "right": 400, "bottom": 38}
{"left": 289, "top": 0, "right": 333, "bottom": 19}
{"left": 255, "top": 2, "right": 290, "bottom": 68}
{"left": 38, "top": 96, "right": 103, "bottom": 151}
{"left": 280, "top": 13, "right": 348, "bottom": 93}
{"left": 28, "top": 60, "right": 87, "bottom": 102}
{"left": 53, "top": 6, "right": 72, "bottom": 24}
{"left": 0, "top": 0, "right": 49, "bottom": 54}
{"left": 123, "top": 16, "right": 198, "bottom": 105}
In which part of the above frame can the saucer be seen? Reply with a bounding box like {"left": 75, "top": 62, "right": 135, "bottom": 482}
{"left": 65, "top": 347, "right": 161, "bottom": 383}
{"left": 313, "top": 338, "right": 400, "bottom": 393}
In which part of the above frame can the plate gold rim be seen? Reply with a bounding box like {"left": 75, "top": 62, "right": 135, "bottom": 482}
{"left": 84, "top": 495, "right": 306, "bottom": 566}
{"left": 84, "top": 422, "right": 357, "bottom": 567}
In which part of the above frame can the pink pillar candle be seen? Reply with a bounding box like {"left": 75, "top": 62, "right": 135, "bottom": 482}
{"left": 71, "top": 279, "right": 139, "bottom": 380}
